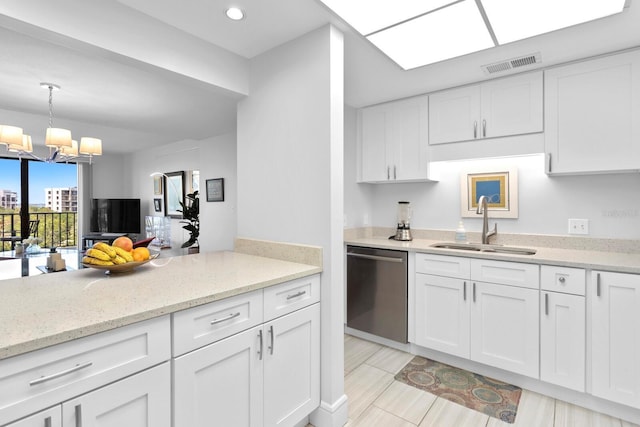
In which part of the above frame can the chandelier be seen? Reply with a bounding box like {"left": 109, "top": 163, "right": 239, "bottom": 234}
{"left": 0, "top": 83, "right": 102, "bottom": 164}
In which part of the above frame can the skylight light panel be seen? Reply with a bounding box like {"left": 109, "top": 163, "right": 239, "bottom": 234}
{"left": 482, "top": 0, "right": 627, "bottom": 44}
{"left": 367, "top": 0, "right": 495, "bottom": 70}
{"left": 318, "top": 0, "right": 458, "bottom": 35}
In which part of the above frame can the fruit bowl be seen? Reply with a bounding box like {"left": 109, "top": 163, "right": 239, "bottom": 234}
{"left": 83, "top": 253, "right": 160, "bottom": 274}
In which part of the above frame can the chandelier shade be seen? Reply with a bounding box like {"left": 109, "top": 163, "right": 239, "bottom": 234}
{"left": 0, "top": 83, "right": 103, "bottom": 163}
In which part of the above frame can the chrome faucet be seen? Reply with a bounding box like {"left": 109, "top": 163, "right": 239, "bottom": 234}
{"left": 476, "top": 195, "right": 497, "bottom": 244}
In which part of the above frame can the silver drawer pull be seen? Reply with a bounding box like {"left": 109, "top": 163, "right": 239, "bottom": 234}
{"left": 558, "top": 276, "right": 566, "bottom": 283}
{"left": 286, "top": 290, "right": 306, "bottom": 300}
{"left": 29, "top": 361, "right": 93, "bottom": 386}
{"left": 210, "top": 312, "right": 241, "bottom": 325}
{"left": 75, "top": 404, "right": 82, "bottom": 427}
{"left": 45, "top": 416, "right": 52, "bottom": 427}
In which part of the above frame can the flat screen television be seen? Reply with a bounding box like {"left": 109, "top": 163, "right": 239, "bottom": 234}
{"left": 90, "top": 198, "right": 141, "bottom": 234}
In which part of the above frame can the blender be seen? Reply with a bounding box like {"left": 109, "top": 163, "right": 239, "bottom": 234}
{"left": 393, "top": 201, "right": 413, "bottom": 241}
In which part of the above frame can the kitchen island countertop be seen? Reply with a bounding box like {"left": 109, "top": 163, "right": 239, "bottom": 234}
{"left": 0, "top": 250, "right": 321, "bottom": 360}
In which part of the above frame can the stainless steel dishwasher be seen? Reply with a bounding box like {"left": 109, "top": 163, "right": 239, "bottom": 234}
{"left": 346, "top": 245, "right": 408, "bottom": 343}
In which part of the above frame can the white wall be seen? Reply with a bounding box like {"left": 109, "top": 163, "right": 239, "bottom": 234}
{"left": 237, "top": 25, "right": 347, "bottom": 426}
{"left": 102, "top": 132, "right": 238, "bottom": 251}
{"left": 344, "top": 112, "right": 640, "bottom": 239}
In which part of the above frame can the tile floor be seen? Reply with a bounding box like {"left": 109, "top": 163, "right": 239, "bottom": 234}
{"left": 340, "top": 334, "right": 639, "bottom": 427}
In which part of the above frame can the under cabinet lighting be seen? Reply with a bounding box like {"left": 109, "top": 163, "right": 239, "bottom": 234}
{"left": 482, "top": 0, "right": 627, "bottom": 44}
{"left": 368, "top": 0, "right": 494, "bottom": 70}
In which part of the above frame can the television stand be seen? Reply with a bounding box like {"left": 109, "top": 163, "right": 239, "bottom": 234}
{"left": 82, "top": 233, "right": 127, "bottom": 250}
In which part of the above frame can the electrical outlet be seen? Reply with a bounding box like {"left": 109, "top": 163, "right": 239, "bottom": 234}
{"left": 568, "top": 218, "right": 589, "bottom": 235}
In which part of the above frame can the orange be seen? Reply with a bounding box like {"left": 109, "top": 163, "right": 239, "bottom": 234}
{"left": 112, "top": 236, "right": 133, "bottom": 252}
{"left": 132, "top": 247, "right": 150, "bottom": 261}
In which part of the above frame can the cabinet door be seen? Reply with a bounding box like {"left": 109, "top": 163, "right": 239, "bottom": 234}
{"left": 592, "top": 271, "right": 640, "bottom": 408}
{"left": 414, "top": 274, "right": 470, "bottom": 358}
{"left": 481, "top": 72, "right": 543, "bottom": 138}
{"left": 545, "top": 50, "right": 640, "bottom": 174}
{"left": 470, "top": 282, "right": 539, "bottom": 378}
{"left": 174, "top": 326, "right": 263, "bottom": 427}
{"left": 392, "top": 95, "right": 429, "bottom": 181}
{"left": 540, "top": 291, "right": 585, "bottom": 392}
{"left": 62, "top": 362, "right": 170, "bottom": 427}
{"left": 264, "top": 304, "right": 320, "bottom": 427}
{"left": 429, "top": 85, "right": 480, "bottom": 144}
{"left": 5, "top": 407, "right": 61, "bottom": 427}
{"left": 359, "top": 104, "right": 392, "bottom": 182}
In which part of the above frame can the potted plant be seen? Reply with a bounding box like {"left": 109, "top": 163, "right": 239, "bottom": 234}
{"left": 178, "top": 190, "right": 199, "bottom": 253}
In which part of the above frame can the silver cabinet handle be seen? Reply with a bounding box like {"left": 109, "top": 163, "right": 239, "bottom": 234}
{"left": 210, "top": 312, "right": 241, "bottom": 325}
{"left": 558, "top": 276, "right": 566, "bottom": 283}
{"left": 545, "top": 293, "right": 549, "bottom": 316}
{"left": 393, "top": 165, "right": 397, "bottom": 180}
{"left": 596, "top": 273, "right": 601, "bottom": 297}
{"left": 472, "top": 282, "right": 476, "bottom": 302}
{"left": 347, "top": 252, "right": 404, "bottom": 263}
{"left": 482, "top": 119, "right": 486, "bottom": 137}
{"left": 268, "top": 325, "right": 274, "bottom": 355}
{"left": 546, "top": 153, "right": 552, "bottom": 174}
{"left": 286, "top": 290, "right": 306, "bottom": 300}
{"left": 29, "top": 361, "right": 93, "bottom": 386}
{"left": 45, "top": 417, "right": 52, "bottom": 427}
{"left": 387, "top": 166, "right": 390, "bottom": 180}
{"left": 473, "top": 121, "right": 478, "bottom": 138}
{"left": 257, "top": 329, "right": 263, "bottom": 360}
{"left": 463, "top": 281, "right": 467, "bottom": 301}
{"left": 75, "top": 405, "right": 82, "bottom": 427}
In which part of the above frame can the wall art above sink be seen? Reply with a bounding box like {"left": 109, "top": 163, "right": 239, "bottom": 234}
{"left": 460, "top": 167, "right": 518, "bottom": 218}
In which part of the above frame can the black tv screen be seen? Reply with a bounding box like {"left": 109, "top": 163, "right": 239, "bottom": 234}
{"left": 90, "top": 199, "right": 141, "bottom": 234}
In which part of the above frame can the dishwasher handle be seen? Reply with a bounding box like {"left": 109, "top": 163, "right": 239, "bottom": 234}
{"left": 347, "top": 252, "right": 404, "bottom": 263}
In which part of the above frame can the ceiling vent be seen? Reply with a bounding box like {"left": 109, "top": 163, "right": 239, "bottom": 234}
{"left": 482, "top": 53, "right": 542, "bottom": 75}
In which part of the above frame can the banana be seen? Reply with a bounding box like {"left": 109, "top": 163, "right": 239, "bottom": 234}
{"left": 86, "top": 248, "right": 112, "bottom": 261}
{"left": 82, "top": 256, "right": 114, "bottom": 266}
{"left": 112, "top": 255, "right": 127, "bottom": 265}
{"left": 113, "top": 246, "right": 134, "bottom": 262}
{"left": 93, "top": 242, "right": 116, "bottom": 259}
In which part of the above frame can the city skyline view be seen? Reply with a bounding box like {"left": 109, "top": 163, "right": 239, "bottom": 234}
{"left": 0, "top": 158, "right": 77, "bottom": 206}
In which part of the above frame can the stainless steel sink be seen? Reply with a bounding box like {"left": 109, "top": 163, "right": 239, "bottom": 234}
{"left": 430, "top": 242, "right": 537, "bottom": 255}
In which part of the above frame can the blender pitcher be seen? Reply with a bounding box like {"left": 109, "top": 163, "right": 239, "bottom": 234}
{"left": 393, "top": 201, "right": 413, "bottom": 241}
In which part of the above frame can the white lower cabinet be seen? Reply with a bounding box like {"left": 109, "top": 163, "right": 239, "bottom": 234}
{"left": 414, "top": 254, "right": 539, "bottom": 378}
{"left": 5, "top": 407, "right": 61, "bottom": 427}
{"left": 540, "top": 266, "right": 586, "bottom": 392}
{"left": 62, "top": 363, "right": 170, "bottom": 427}
{"left": 174, "top": 304, "right": 320, "bottom": 427}
{"left": 470, "top": 281, "right": 539, "bottom": 378}
{"left": 592, "top": 271, "right": 640, "bottom": 408}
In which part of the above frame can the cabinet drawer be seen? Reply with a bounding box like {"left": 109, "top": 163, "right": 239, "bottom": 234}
{"left": 415, "top": 253, "right": 470, "bottom": 278}
{"left": 264, "top": 275, "right": 320, "bottom": 321}
{"left": 541, "top": 265, "right": 586, "bottom": 295}
{"left": 0, "top": 316, "right": 170, "bottom": 426}
{"left": 172, "top": 291, "right": 263, "bottom": 356}
{"left": 470, "top": 259, "right": 539, "bottom": 289}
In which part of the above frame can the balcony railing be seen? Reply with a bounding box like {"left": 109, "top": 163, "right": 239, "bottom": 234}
{"left": 0, "top": 212, "right": 78, "bottom": 251}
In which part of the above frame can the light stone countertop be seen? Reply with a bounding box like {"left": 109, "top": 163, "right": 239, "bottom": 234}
{"left": 0, "top": 251, "right": 321, "bottom": 360}
{"left": 345, "top": 235, "right": 640, "bottom": 274}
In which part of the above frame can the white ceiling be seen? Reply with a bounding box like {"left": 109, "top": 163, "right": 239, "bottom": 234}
{"left": 0, "top": 0, "right": 639, "bottom": 154}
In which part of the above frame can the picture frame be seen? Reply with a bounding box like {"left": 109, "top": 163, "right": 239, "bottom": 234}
{"left": 206, "top": 178, "right": 224, "bottom": 202}
{"left": 460, "top": 168, "right": 518, "bottom": 218}
{"left": 154, "top": 198, "right": 162, "bottom": 213}
{"left": 164, "top": 171, "right": 185, "bottom": 218}
{"left": 153, "top": 175, "right": 163, "bottom": 195}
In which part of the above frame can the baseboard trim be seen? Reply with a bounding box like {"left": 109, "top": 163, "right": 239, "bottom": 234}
{"left": 309, "top": 394, "right": 349, "bottom": 427}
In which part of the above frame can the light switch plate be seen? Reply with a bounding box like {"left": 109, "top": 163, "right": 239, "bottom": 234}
{"left": 568, "top": 218, "right": 589, "bottom": 235}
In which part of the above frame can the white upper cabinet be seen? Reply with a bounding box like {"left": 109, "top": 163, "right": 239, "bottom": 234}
{"left": 429, "top": 71, "right": 543, "bottom": 145}
{"left": 358, "top": 95, "right": 431, "bottom": 183}
{"left": 545, "top": 49, "right": 640, "bottom": 175}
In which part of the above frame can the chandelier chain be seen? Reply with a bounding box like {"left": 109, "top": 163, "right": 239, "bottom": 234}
{"left": 48, "top": 85, "right": 54, "bottom": 128}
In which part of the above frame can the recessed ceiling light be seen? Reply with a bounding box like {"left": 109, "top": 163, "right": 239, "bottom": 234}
{"left": 225, "top": 7, "right": 245, "bottom": 21}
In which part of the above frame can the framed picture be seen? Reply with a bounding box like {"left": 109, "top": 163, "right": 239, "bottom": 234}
{"left": 460, "top": 168, "right": 518, "bottom": 218}
{"left": 164, "top": 171, "right": 185, "bottom": 218}
{"left": 153, "top": 175, "right": 163, "bottom": 195}
{"left": 206, "top": 178, "right": 224, "bottom": 202}
{"left": 154, "top": 198, "right": 162, "bottom": 212}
